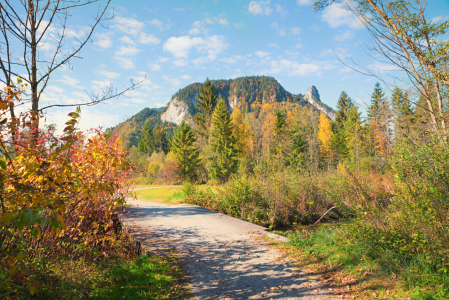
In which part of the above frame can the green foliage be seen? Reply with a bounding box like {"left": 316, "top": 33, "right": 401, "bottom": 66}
{"left": 208, "top": 99, "right": 239, "bottom": 183}
{"left": 171, "top": 121, "right": 200, "bottom": 182}
{"left": 288, "top": 133, "right": 307, "bottom": 171}
{"left": 194, "top": 78, "right": 219, "bottom": 137}
{"left": 334, "top": 91, "right": 353, "bottom": 130}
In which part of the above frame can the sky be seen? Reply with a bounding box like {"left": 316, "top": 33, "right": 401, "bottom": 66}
{"left": 21, "top": 0, "right": 449, "bottom": 132}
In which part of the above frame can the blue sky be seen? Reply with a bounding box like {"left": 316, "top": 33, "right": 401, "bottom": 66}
{"left": 34, "top": 0, "right": 449, "bottom": 131}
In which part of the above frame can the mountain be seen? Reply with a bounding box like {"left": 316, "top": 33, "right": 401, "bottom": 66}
{"left": 107, "top": 76, "right": 336, "bottom": 147}
{"left": 161, "top": 76, "right": 335, "bottom": 125}
{"left": 106, "top": 107, "right": 177, "bottom": 147}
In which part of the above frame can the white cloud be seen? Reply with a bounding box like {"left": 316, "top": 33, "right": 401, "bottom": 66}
{"left": 163, "top": 35, "right": 228, "bottom": 61}
{"left": 234, "top": 23, "right": 244, "bottom": 29}
{"left": 139, "top": 33, "right": 160, "bottom": 44}
{"left": 255, "top": 51, "right": 270, "bottom": 57}
{"left": 157, "top": 57, "right": 170, "bottom": 63}
{"left": 214, "top": 17, "right": 229, "bottom": 25}
{"left": 271, "top": 22, "right": 286, "bottom": 36}
{"left": 248, "top": 0, "right": 272, "bottom": 16}
{"left": 64, "top": 26, "right": 90, "bottom": 39}
{"left": 290, "top": 27, "right": 301, "bottom": 35}
{"left": 205, "top": 17, "right": 214, "bottom": 24}
{"left": 46, "top": 85, "right": 65, "bottom": 94}
{"left": 368, "top": 62, "right": 401, "bottom": 72}
{"left": 322, "top": 3, "right": 364, "bottom": 29}
{"left": 431, "top": 15, "right": 449, "bottom": 23}
{"left": 259, "top": 58, "right": 335, "bottom": 76}
{"left": 181, "top": 74, "right": 191, "bottom": 80}
{"left": 269, "top": 43, "right": 279, "bottom": 48}
{"left": 150, "top": 63, "right": 161, "bottom": 71}
{"left": 189, "top": 27, "right": 201, "bottom": 35}
{"left": 94, "top": 32, "right": 113, "bottom": 49}
{"left": 275, "top": 4, "right": 287, "bottom": 16}
{"left": 116, "top": 57, "right": 135, "bottom": 69}
{"left": 38, "top": 42, "right": 56, "bottom": 51}
{"left": 115, "top": 46, "right": 140, "bottom": 56}
{"left": 112, "top": 16, "right": 145, "bottom": 36}
{"left": 56, "top": 75, "right": 84, "bottom": 88}
{"left": 162, "top": 75, "right": 181, "bottom": 86}
{"left": 220, "top": 55, "right": 244, "bottom": 64}
{"left": 149, "top": 19, "right": 170, "bottom": 30}
{"left": 119, "top": 35, "right": 136, "bottom": 45}
{"left": 296, "top": 0, "right": 312, "bottom": 6}
{"left": 333, "top": 30, "right": 354, "bottom": 42}
{"left": 95, "top": 70, "right": 120, "bottom": 79}
{"left": 172, "top": 59, "right": 188, "bottom": 67}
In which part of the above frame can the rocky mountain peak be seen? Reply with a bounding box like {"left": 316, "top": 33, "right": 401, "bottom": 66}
{"left": 305, "top": 85, "right": 321, "bottom": 102}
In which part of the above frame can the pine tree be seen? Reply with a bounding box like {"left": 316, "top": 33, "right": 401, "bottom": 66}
{"left": 171, "top": 121, "right": 200, "bottom": 182}
{"left": 138, "top": 120, "right": 154, "bottom": 156}
{"left": 335, "top": 91, "right": 353, "bottom": 130}
{"left": 209, "top": 99, "right": 239, "bottom": 183}
{"left": 194, "top": 78, "right": 219, "bottom": 137}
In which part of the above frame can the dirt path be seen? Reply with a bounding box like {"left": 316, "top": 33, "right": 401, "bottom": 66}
{"left": 123, "top": 199, "right": 332, "bottom": 299}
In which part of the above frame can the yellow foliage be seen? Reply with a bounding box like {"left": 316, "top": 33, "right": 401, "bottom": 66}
{"left": 318, "top": 112, "right": 333, "bottom": 158}
{"left": 230, "top": 107, "right": 251, "bottom": 156}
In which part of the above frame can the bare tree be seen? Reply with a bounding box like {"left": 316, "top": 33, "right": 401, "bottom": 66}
{"left": 314, "top": 0, "right": 449, "bottom": 134}
{"left": 0, "top": 0, "right": 141, "bottom": 131}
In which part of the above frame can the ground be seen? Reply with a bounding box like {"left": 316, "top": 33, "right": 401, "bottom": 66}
{"left": 123, "top": 195, "right": 334, "bottom": 299}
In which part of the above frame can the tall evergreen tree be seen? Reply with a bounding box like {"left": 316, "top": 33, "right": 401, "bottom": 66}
{"left": 152, "top": 123, "right": 169, "bottom": 154}
{"left": 367, "top": 83, "right": 391, "bottom": 156}
{"left": 138, "top": 120, "right": 154, "bottom": 156}
{"left": 272, "top": 110, "right": 289, "bottom": 161}
{"left": 171, "top": 121, "right": 200, "bottom": 182}
{"left": 391, "top": 87, "right": 414, "bottom": 138}
{"left": 194, "top": 78, "right": 219, "bottom": 137}
{"left": 209, "top": 99, "right": 239, "bottom": 183}
{"left": 335, "top": 91, "right": 354, "bottom": 129}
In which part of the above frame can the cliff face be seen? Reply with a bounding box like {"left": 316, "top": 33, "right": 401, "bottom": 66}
{"left": 303, "top": 85, "right": 336, "bottom": 121}
{"left": 160, "top": 97, "right": 190, "bottom": 124}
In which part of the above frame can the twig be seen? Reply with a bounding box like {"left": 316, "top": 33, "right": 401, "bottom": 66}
{"left": 314, "top": 206, "right": 336, "bottom": 225}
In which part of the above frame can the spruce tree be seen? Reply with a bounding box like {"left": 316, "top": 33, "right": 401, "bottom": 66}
{"left": 138, "top": 120, "right": 154, "bottom": 156}
{"left": 152, "top": 123, "right": 169, "bottom": 154}
{"left": 194, "top": 78, "right": 219, "bottom": 137}
{"left": 272, "top": 110, "right": 288, "bottom": 160}
{"left": 209, "top": 99, "right": 239, "bottom": 183}
{"left": 335, "top": 91, "right": 353, "bottom": 130}
{"left": 391, "top": 87, "right": 414, "bottom": 138}
{"left": 171, "top": 121, "right": 200, "bottom": 182}
{"left": 367, "top": 83, "right": 391, "bottom": 156}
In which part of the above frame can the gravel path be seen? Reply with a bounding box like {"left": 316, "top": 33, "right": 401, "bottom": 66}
{"left": 123, "top": 199, "right": 333, "bottom": 299}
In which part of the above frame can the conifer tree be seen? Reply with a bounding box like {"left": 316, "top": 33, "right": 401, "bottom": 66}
{"left": 138, "top": 120, "right": 155, "bottom": 156}
{"left": 209, "top": 99, "right": 239, "bottom": 183}
{"left": 391, "top": 87, "right": 414, "bottom": 138}
{"left": 367, "top": 83, "right": 391, "bottom": 156}
{"left": 335, "top": 91, "right": 353, "bottom": 130}
{"left": 194, "top": 78, "right": 219, "bottom": 137}
{"left": 288, "top": 133, "right": 307, "bottom": 171}
{"left": 344, "top": 106, "right": 363, "bottom": 167}
{"left": 153, "top": 123, "right": 169, "bottom": 154}
{"left": 171, "top": 121, "right": 200, "bottom": 182}
{"left": 272, "top": 110, "right": 288, "bottom": 161}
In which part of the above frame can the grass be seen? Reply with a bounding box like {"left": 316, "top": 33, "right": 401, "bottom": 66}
{"left": 30, "top": 254, "right": 190, "bottom": 300}
{"left": 133, "top": 185, "right": 210, "bottom": 204}
{"left": 262, "top": 225, "right": 449, "bottom": 299}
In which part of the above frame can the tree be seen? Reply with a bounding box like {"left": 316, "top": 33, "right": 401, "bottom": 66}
{"left": 313, "top": 0, "right": 449, "bottom": 133}
{"left": 209, "top": 99, "right": 239, "bottom": 183}
{"left": 0, "top": 0, "right": 139, "bottom": 132}
{"left": 344, "top": 106, "right": 363, "bottom": 167}
{"left": 367, "top": 83, "right": 391, "bottom": 156}
{"left": 318, "top": 112, "right": 333, "bottom": 167}
{"left": 171, "top": 121, "right": 200, "bottom": 182}
{"left": 335, "top": 91, "right": 353, "bottom": 129}
{"left": 272, "top": 110, "right": 289, "bottom": 163}
{"left": 194, "top": 78, "right": 219, "bottom": 137}
{"left": 230, "top": 106, "right": 251, "bottom": 156}
{"left": 391, "top": 87, "right": 414, "bottom": 139}
{"left": 138, "top": 121, "right": 154, "bottom": 156}
{"left": 152, "top": 123, "right": 169, "bottom": 154}
{"left": 288, "top": 133, "right": 307, "bottom": 171}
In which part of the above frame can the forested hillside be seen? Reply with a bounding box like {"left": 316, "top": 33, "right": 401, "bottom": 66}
{"left": 106, "top": 107, "right": 177, "bottom": 147}
{"left": 108, "top": 76, "right": 335, "bottom": 147}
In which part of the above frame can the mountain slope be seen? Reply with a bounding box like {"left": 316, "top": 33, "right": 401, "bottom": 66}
{"left": 161, "top": 76, "right": 334, "bottom": 125}
{"left": 108, "top": 76, "right": 336, "bottom": 147}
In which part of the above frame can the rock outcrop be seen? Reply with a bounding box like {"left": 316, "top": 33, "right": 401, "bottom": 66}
{"left": 160, "top": 97, "right": 189, "bottom": 125}
{"left": 303, "top": 85, "right": 336, "bottom": 120}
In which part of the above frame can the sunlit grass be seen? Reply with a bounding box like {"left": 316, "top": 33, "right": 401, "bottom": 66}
{"left": 133, "top": 185, "right": 210, "bottom": 204}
